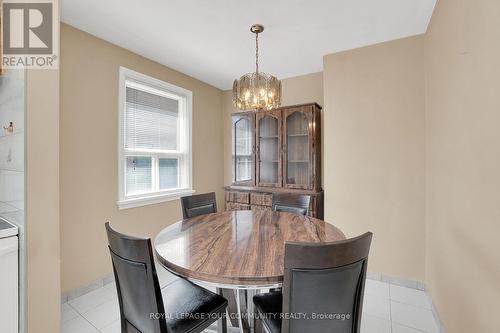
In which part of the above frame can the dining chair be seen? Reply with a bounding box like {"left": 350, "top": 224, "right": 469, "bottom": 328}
{"left": 181, "top": 192, "right": 217, "bottom": 219}
{"left": 271, "top": 193, "right": 311, "bottom": 216}
{"left": 105, "top": 222, "right": 228, "bottom": 333}
{"left": 253, "top": 232, "right": 373, "bottom": 333}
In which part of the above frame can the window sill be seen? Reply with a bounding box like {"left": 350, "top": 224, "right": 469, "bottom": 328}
{"left": 117, "top": 189, "right": 195, "bottom": 210}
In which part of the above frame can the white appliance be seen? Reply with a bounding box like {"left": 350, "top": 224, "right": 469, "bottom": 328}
{"left": 0, "top": 218, "right": 18, "bottom": 333}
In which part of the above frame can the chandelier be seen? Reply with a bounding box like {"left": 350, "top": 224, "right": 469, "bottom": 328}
{"left": 233, "top": 24, "right": 282, "bottom": 111}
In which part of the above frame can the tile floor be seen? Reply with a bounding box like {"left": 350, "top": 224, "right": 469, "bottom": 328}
{"left": 62, "top": 267, "right": 441, "bottom": 333}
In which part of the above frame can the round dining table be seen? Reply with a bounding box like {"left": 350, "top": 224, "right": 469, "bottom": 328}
{"left": 154, "top": 209, "right": 346, "bottom": 333}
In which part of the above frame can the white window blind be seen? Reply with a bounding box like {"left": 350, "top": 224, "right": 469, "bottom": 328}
{"left": 118, "top": 67, "right": 193, "bottom": 209}
{"left": 125, "top": 87, "right": 179, "bottom": 151}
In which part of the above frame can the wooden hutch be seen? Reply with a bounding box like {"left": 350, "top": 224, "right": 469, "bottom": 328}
{"left": 225, "top": 103, "right": 323, "bottom": 218}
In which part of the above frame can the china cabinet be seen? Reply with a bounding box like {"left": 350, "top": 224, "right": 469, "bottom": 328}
{"left": 225, "top": 103, "right": 323, "bottom": 218}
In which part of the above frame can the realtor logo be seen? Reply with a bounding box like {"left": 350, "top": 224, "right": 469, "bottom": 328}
{"left": 3, "top": 2, "right": 52, "bottom": 54}
{"left": 1, "top": 0, "right": 58, "bottom": 68}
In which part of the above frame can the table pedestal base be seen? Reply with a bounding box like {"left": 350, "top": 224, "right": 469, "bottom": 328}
{"left": 218, "top": 288, "right": 262, "bottom": 333}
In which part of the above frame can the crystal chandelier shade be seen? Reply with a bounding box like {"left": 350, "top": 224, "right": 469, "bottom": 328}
{"left": 233, "top": 25, "right": 282, "bottom": 111}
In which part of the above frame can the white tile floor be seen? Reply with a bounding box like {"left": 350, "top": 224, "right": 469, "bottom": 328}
{"left": 62, "top": 268, "right": 441, "bottom": 333}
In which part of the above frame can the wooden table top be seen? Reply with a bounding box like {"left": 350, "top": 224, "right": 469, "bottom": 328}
{"left": 154, "top": 210, "right": 346, "bottom": 287}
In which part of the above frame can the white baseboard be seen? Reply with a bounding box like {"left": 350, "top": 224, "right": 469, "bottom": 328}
{"left": 366, "top": 271, "right": 427, "bottom": 290}
{"left": 62, "top": 273, "right": 114, "bottom": 303}
{"left": 367, "top": 271, "right": 446, "bottom": 332}
{"left": 429, "top": 293, "right": 447, "bottom": 333}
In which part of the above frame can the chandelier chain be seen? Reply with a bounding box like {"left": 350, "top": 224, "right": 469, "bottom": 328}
{"left": 255, "top": 32, "right": 259, "bottom": 74}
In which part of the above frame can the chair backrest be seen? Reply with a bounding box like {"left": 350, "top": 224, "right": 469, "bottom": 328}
{"left": 282, "top": 232, "right": 373, "bottom": 333}
{"left": 181, "top": 192, "right": 217, "bottom": 219}
{"left": 271, "top": 193, "right": 311, "bottom": 216}
{"left": 105, "top": 223, "right": 167, "bottom": 333}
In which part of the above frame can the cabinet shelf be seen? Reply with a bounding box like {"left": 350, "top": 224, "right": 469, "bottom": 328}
{"left": 260, "top": 136, "right": 279, "bottom": 139}
{"left": 288, "top": 160, "right": 309, "bottom": 163}
{"left": 287, "top": 133, "right": 308, "bottom": 137}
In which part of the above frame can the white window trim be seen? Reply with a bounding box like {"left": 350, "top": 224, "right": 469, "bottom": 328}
{"left": 117, "top": 67, "right": 194, "bottom": 209}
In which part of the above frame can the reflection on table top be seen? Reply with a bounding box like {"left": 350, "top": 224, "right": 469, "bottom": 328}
{"left": 154, "top": 210, "right": 345, "bottom": 287}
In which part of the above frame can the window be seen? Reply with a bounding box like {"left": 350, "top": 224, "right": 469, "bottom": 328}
{"left": 118, "top": 67, "right": 193, "bottom": 209}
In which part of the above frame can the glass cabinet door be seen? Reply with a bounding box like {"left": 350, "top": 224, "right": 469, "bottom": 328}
{"left": 232, "top": 113, "right": 255, "bottom": 185}
{"left": 256, "top": 111, "right": 282, "bottom": 186}
{"left": 284, "top": 108, "right": 312, "bottom": 189}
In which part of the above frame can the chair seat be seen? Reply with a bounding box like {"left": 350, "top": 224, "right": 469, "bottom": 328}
{"left": 162, "top": 279, "right": 227, "bottom": 333}
{"left": 253, "top": 291, "right": 283, "bottom": 333}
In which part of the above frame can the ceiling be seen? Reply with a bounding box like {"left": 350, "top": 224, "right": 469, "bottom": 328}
{"left": 62, "top": 0, "right": 436, "bottom": 90}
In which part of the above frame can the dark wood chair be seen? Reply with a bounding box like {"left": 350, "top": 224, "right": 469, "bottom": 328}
{"left": 181, "top": 192, "right": 217, "bottom": 219}
{"left": 271, "top": 193, "right": 311, "bottom": 216}
{"left": 253, "top": 232, "right": 373, "bottom": 333}
{"left": 105, "top": 222, "right": 228, "bottom": 333}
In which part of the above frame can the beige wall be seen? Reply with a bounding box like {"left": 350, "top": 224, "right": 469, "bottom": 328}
{"left": 26, "top": 69, "right": 61, "bottom": 331}
{"left": 222, "top": 72, "right": 323, "bottom": 185}
{"left": 323, "top": 36, "right": 426, "bottom": 282}
{"left": 425, "top": 0, "right": 500, "bottom": 331}
{"left": 60, "top": 24, "right": 224, "bottom": 292}
{"left": 24, "top": 2, "right": 61, "bottom": 330}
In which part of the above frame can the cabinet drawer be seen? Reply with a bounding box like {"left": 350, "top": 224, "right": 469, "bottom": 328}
{"left": 250, "top": 193, "right": 272, "bottom": 206}
{"left": 225, "top": 191, "right": 250, "bottom": 204}
{"left": 251, "top": 205, "right": 272, "bottom": 213}
{"left": 226, "top": 202, "right": 250, "bottom": 211}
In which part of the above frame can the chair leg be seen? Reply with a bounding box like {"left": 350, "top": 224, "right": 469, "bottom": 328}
{"left": 216, "top": 288, "right": 228, "bottom": 333}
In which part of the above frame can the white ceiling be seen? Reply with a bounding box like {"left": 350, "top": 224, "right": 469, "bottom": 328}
{"left": 62, "top": 0, "right": 436, "bottom": 90}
